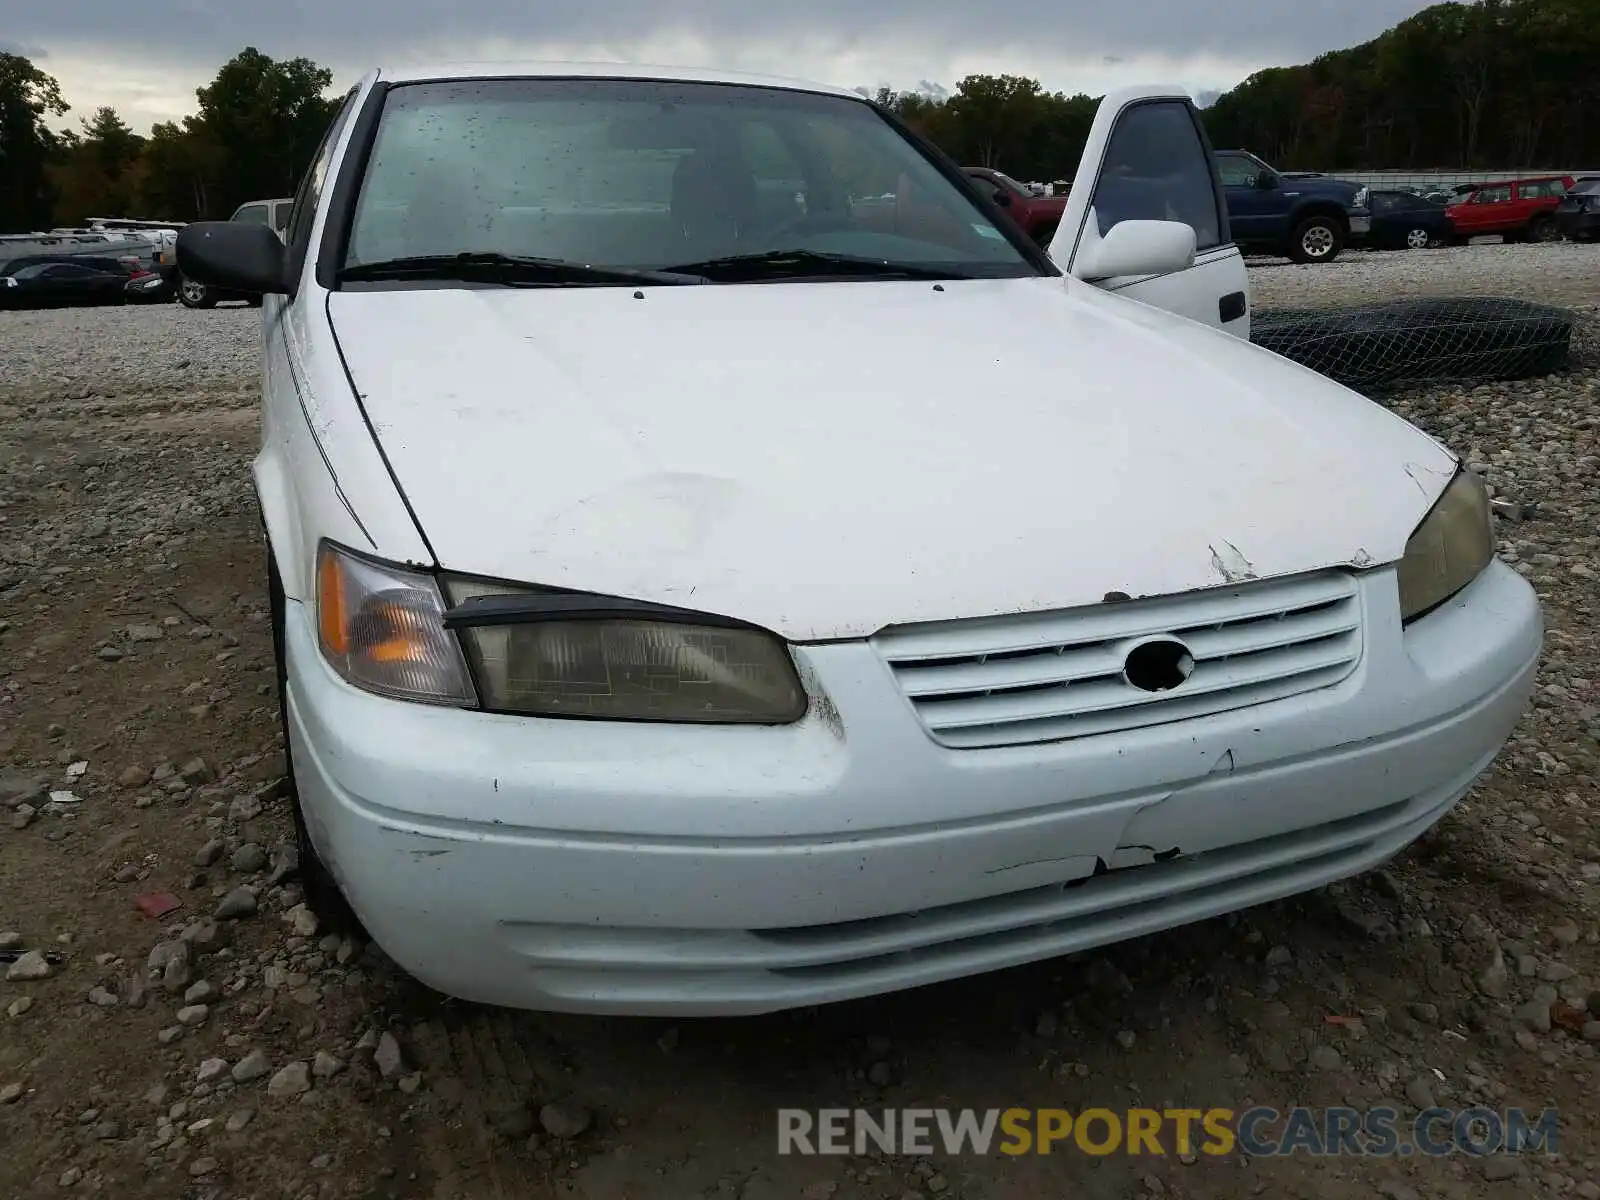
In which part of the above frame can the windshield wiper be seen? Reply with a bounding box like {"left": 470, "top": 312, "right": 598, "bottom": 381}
{"left": 661, "top": 248, "right": 970, "bottom": 282}
{"left": 338, "top": 252, "right": 707, "bottom": 287}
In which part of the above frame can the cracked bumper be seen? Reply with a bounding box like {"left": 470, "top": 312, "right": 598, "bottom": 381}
{"left": 284, "top": 562, "right": 1540, "bottom": 1015}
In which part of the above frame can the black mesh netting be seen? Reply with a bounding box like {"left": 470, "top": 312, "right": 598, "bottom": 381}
{"left": 1250, "top": 296, "right": 1574, "bottom": 389}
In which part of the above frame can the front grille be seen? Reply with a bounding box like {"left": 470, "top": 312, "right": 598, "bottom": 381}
{"left": 874, "top": 570, "right": 1363, "bottom": 749}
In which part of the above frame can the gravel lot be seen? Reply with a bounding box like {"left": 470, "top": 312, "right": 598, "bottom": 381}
{"left": 2, "top": 245, "right": 1598, "bottom": 1200}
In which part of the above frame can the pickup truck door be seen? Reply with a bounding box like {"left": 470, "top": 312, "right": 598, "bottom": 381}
{"left": 1213, "top": 152, "right": 1279, "bottom": 242}
{"left": 1048, "top": 86, "right": 1251, "bottom": 338}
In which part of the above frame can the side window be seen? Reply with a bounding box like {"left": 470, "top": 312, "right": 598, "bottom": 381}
{"left": 1213, "top": 155, "right": 1260, "bottom": 188}
{"left": 272, "top": 202, "right": 292, "bottom": 232}
{"left": 1092, "top": 101, "right": 1223, "bottom": 251}
{"left": 233, "top": 204, "right": 270, "bottom": 224}
{"left": 284, "top": 92, "right": 359, "bottom": 286}
{"left": 1477, "top": 185, "right": 1511, "bottom": 205}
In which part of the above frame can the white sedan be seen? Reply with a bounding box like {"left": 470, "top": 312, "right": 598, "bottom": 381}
{"left": 175, "top": 63, "right": 1542, "bottom": 1016}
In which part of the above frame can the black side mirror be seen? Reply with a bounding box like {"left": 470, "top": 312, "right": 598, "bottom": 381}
{"left": 175, "top": 222, "right": 288, "bottom": 294}
{"left": 1255, "top": 170, "right": 1277, "bottom": 190}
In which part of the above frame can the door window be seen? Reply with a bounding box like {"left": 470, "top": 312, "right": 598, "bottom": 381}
{"left": 1213, "top": 154, "right": 1261, "bottom": 188}
{"left": 1474, "top": 185, "right": 1512, "bottom": 205}
{"left": 1090, "top": 100, "right": 1223, "bottom": 250}
{"left": 233, "top": 204, "right": 271, "bottom": 224}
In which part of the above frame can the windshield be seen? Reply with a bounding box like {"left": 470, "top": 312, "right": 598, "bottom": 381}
{"left": 342, "top": 78, "right": 1040, "bottom": 282}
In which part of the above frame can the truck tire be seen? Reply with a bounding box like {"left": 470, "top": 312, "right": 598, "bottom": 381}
{"left": 1288, "top": 215, "right": 1344, "bottom": 264}
{"left": 177, "top": 276, "right": 217, "bottom": 309}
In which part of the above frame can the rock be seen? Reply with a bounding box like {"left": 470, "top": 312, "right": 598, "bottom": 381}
{"left": 5, "top": 951, "right": 52, "bottom": 981}
{"left": 1515, "top": 997, "right": 1553, "bottom": 1034}
{"left": 0, "top": 932, "right": 20, "bottom": 952}
{"left": 1483, "top": 1156, "right": 1522, "bottom": 1181}
{"left": 286, "top": 904, "right": 319, "bottom": 937}
{"left": 1582, "top": 1021, "right": 1600, "bottom": 1043}
{"left": 1264, "top": 945, "right": 1293, "bottom": 967}
{"left": 196, "top": 1058, "right": 229, "bottom": 1084}
{"left": 230, "top": 843, "right": 267, "bottom": 873}
{"left": 374, "top": 1031, "right": 406, "bottom": 1079}
{"left": 1405, "top": 1076, "right": 1437, "bottom": 1110}
{"left": 1407, "top": 1001, "right": 1440, "bottom": 1025}
{"left": 8, "top": 997, "right": 34, "bottom": 1018}
{"left": 178, "top": 756, "right": 212, "bottom": 784}
{"left": 398, "top": 1072, "right": 423, "bottom": 1095}
{"left": 176, "top": 1005, "right": 209, "bottom": 1027}
{"left": 159, "top": 941, "right": 193, "bottom": 991}
{"left": 0, "top": 771, "right": 48, "bottom": 808}
{"left": 117, "top": 765, "right": 151, "bottom": 789}
{"left": 194, "top": 840, "right": 225, "bottom": 867}
{"left": 312, "top": 1051, "right": 344, "bottom": 1079}
{"left": 225, "top": 1109, "right": 254, "bottom": 1133}
{"left": 127, "top": 624, "right": 164, "bottom": 642}
{"left": 229, "top": 795, "right": 263, "bottom": 822}
{"left": 215, "top": 887, "right": 257, "bottom": 920}
{"left": 267, "top": 1061, "right": 311, "bottom": 1099}
{"left": 1115, "top": 1029, "right": 1137, "bottom": 1050}
{"left": 11, "top": 805, "right": 35, "bottom": 829}
{"left": 539, "top": 1101, "right": 592, "bottom": 1139}
{"left": 91, "top": 1119, "right": 122, "bottom": 1140}
{"left": 179, "top": 920, "right": 227, "bottom": 952}
{"left": 183, "top": 980, "right": 215, "bottom": 1005}
{"left": 1552, "top": 919, "right": 1581, "bottom": 947}
{"left": 120, "top": 972, "right": 148, "bottom": 1009}
{"left": 158, "top": 1027, "right": 184, "bottom": 1045}
{"left": 1309, "top": 1044, "right": 1342, "bottom": 1071}
{"left": 189, "top": 1156, "right": 219, "bottom": 1177}
{"left": 231, "top": 1050, "right": 271, "bottom": 1083}
{"left": 87, "top": 985, "right": 119, "bottom": 1008}
{"left": 0, "top": 1083, "right": 22, "bottom": 1104}
{"left": 1477, "top": 947, "right": 1512, "bottom": 999}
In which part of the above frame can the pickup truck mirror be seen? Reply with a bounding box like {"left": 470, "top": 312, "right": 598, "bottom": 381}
{"left": 175, "top": 221, "right": 288, "bottom": 295}
{"left": 1255, "top": 170, "right": 1278, "bottom": 190}
{"left": 1075, "top": 218, "right": 1196, "bottom": 281}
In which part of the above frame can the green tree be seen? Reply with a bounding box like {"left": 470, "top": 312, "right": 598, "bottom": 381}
{"left": 49, "top": 107, "right": 146, "bottom": 222}
{"left": 190, "top": 47, "right": 340, "bottom": 214}
{"left": 0, "top": 53, "right": 68, "bottom": 231}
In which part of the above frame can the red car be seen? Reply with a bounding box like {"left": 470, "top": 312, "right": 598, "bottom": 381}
{"left": 963, "top": 167, "right": 1069, "bottom": 244}
{"left": 1445, "top": 175, "right": 1574, "bottom": 243}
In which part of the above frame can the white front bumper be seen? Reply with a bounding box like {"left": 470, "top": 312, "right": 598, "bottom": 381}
{"left": 284, "top": 562, "right": 1541, "bottom": 1015}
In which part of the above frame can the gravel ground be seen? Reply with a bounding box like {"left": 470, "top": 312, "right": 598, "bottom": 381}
{"left": 1, "top": 247, "right": 1598, "bottom": 1200}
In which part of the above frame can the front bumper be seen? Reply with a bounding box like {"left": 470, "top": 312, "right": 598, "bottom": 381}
{"left": 284, "top": 561, "right": 1541, "bottom": 1015}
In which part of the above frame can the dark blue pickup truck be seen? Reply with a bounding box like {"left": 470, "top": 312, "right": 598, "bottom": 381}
{"left": 1212, "top": 150, "right": 1371, "bottom": 263}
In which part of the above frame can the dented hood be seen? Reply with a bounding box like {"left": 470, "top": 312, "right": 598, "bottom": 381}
{"left": 327, "top": 277, "right": 1457, "bottom": 641}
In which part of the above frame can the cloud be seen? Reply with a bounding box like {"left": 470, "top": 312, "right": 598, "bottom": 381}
{"left": 13, "top": 0, "right": 1439, "bottom": 131}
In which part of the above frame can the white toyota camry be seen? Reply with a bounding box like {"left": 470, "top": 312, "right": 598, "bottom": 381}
{"left": 176, "top": 63, "right": 1543, "bottom": 1016}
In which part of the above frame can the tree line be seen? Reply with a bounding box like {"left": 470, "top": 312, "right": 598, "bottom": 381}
{"left": 2, "top": 0, "right": 1596, "bottom": 233}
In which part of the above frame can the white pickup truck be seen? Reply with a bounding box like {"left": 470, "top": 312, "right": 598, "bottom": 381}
{"left": 168, "top": 198, "right": 292, "bottom": 308}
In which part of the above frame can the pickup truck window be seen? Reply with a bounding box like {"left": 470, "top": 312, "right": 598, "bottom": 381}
{"left": 233, "top": 204, "right": 271, "bottom": 224}
{"left": 340, "top": 78, "right": 1042, "bottom": 281}
{"left": 1092, "top": 100, "right": 1223, "bottom": 251}
{"left": 1214, "top": 155, "right": 1262, "bottom": 188}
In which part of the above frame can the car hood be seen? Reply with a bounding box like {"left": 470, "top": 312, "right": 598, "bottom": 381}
{"left": 327, "top": 277, "right": 1457, "bottom": 642}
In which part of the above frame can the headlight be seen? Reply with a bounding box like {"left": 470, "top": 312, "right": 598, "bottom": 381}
{"left": 1352, "top": 186, "right": 1370, "bottom": 210}
{"left": 1396, "top": 469, "right": 1494, "bottom": 623}
{"left": 442, "top": 577, "right": 808, "bottom": 724}
{"left": 315, "top": 542, "right": 476, "bottom": 704}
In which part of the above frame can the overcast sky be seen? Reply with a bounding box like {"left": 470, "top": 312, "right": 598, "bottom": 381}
{"left": 8, "top": 0, "right": 1435, "bottom": 135}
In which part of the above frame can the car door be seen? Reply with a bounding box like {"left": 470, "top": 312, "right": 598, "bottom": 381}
{"left": 1461, "top": 184, "right": 1512, "bottom": 235}
{"left": 1048, "top": 87, "right": 1250, "bottom": 338}
{"left": 1213, "top": 151, "right": 1275, "bottom": 243}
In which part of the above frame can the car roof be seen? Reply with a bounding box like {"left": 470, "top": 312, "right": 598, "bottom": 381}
{"left": 371, "top": 60, "right": 859, "bottom": 98}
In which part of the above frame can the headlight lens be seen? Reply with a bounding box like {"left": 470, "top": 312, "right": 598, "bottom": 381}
{"left": 1352, "top": 186, "right": 1370, "bottom": 210}
{"left": 316, "top": 543, "right": 476, "bottom": 704}
{"left": 1396, "top": 468, "right": 1494, "bottom": 623}
{"left": 444, "top": 577, "right": 808, "bottom": 723}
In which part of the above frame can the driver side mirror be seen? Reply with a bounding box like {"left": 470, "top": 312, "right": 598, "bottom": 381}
{"left": 1255, "top": 170, "right": 1278, "bottom": 190}
{"left": 176, "top": 221, "right": 288, "bottom": 295}
{"left": 1075, "top": 219, "right": 1197, "bottom": 281}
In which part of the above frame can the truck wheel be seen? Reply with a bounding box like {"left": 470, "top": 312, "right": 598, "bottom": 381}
{"left": 1289, "top": 216, "right": 1344, "bottom": 263}
{"left": 1404, "top": 226, "right": 1433, "bottom": 250}
{"left": 177, "top": 277, "right": 216, "bottom": 309}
